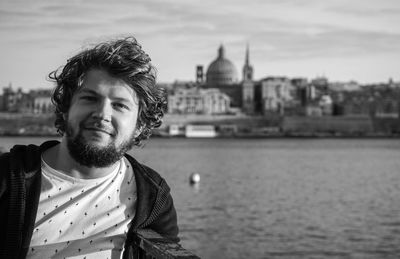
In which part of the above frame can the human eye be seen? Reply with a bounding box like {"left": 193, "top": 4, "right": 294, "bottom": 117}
{"left": 79, "top": 95, "right": 97, "bottom": 102}
{"left": 113, "top": 102, "right": 130, "bottom": 111}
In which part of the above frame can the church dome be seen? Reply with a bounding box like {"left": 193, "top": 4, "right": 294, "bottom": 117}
{"left": 206, "top": 45, "right": 238, "bottom": 86}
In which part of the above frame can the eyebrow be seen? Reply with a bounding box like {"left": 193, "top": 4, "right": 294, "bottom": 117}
{"left": 77, "top": 89, "right": 98, "bottom": 96}
{"left": 78, "top": 89, "right": 134, "bottom": 103}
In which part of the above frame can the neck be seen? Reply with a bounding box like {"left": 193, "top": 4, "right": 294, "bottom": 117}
{"left": 42, "top": 138, "right": 120, "bottom": 179}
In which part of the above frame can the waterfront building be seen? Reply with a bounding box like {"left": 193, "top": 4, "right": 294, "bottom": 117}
{"left": 1, "top": 85, "right": 53, "bottom": 114}
{"left": 304, "top": 104, "right": 323, "bottom": 117}
{"left": 18, "top": 91, "right": 34, "bottom": 113}
{"left": 291, "top": 78, "right": 309, "bottom": 106}
{"left": 167, "top": 80, "right": 198, "bottom": 91}
{"left": 298, "top": 94, "right": 334, "bottom": 117}
{"left": 206, "top": 45, "right": 238, "bottom": 86}
{"left": 26, "top": 89, "right": 53, "bottom": 114}
{"left": 242, "top": 44, "right": 253, "bottom": 82}
{"left": 242, "top": 44, "right": 255, "bottom": 114}
{"left": 242, "top": 80, "right": 255, "bottom": 114}
{"left": 256, "top": 77, "right": 294, "bottom": 115}
{"left": 195, "top": 44, "right": 390, "bottom": 119}
{"left": 329, "top": 81, "right": 360, "bottom": 92}
{"left": 167, "top": 87, "right": 231, "bottom": 115}
{"left": 202, "top": 45, "right": 243, "bottom": 108}
{"left": 311, "top": 76, "right": 329, "bottom": 93}
{"left": 319, "top": 95, "right": 333, "bottom": 115}
{"left": 2, "top": 84, "right": 24, "bottom": 112}
{"left": 196, "top": 65, "right": 204, "bottom": 84}
{"left": 32, "top": 95, "right": 53, "bottom": 114}
{"left": 201, "top": 44, "right": 299, "bottom": 116}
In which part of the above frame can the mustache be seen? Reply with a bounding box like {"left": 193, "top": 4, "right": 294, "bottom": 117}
{"left": 80, "top": 121, "right": 115, "bottom": 136}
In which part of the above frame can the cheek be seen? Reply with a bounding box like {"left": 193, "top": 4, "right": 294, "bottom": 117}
{"left": 117, "top": 115, "right": 139, "bottom": 137}
{"left": 120, "top": 118, "right": 136, "bottom": 133}
{"left": 65, "top": 109, "right": 86, "bottom": 132}
{"left": 68, "top": 105, "right": 90, "bottom": 122}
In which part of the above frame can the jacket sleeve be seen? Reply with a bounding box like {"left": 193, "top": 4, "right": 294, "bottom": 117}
{"left": 0, "top": 152, "right": 9, "bottom": 199}
{"left": 147, "top": 189, "right": 179, "bottom": 242}
{"left": 124, "top": 155, "right": 180, "bottom": 243}
{"left": 0, "top": 153, "right": 10, "bottom": 256}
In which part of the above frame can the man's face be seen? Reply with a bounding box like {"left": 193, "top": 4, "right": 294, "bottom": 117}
{"left": 64, "top": 69, "right": 140, "bottom": 167}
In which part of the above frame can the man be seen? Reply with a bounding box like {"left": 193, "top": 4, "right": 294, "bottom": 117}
{"left": 0, "top": 37, "right": 179, "bottom": 259}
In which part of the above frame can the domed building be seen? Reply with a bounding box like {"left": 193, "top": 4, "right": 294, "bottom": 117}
{"left": 206, "top": 45, "right": 238, "bottom": 86}
{"left": 195, "top": 44, "right": 255, "bottom": 109}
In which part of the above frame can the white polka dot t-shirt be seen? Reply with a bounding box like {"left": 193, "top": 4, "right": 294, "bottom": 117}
{"left": 27, "top": 156, "right": 137, "bottom": 259}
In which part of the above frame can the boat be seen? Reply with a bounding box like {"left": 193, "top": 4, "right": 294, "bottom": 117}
{"left": 185, "top": 124, "right": 217, "bottom": 138}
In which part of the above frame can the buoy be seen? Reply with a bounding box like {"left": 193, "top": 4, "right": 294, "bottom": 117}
{"left": 189, "top": 173, "right": 200, "bottom": 185}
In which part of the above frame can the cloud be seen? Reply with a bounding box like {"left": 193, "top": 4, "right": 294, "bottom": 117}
{"left": 0, "top": 9, "right": 41, "bottom": 19}
{"left": 252, "top": 27, "right": 400, "bottom": 61}
{"left": 325, "top": 1, "right": 400, "bottom": 17}
{"left": 0, "top": 9, "right": 42, "bottom": 29}
{"left": 41, "top": 21, "right": 106, "bottom": 31}
{"left": 1, "top": 0, "right": 400, "bottom": 86}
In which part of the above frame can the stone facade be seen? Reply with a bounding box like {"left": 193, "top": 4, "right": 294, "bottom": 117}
{"left": 168, "top": 87, "right": 231, "bottom": 115}
{"left": 1, "top": 85, "right": 53, "bottom": 114}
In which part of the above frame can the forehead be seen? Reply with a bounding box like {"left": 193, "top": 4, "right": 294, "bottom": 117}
{"left": 77, "top": 69, "right": 138, "bottom": 102}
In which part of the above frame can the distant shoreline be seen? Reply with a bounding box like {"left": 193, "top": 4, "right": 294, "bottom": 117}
{"left": 1, "top": 133, "right": 399, "bottom": 139}
{"left": 1, "top": 112, "right": 399, "bottom": 139}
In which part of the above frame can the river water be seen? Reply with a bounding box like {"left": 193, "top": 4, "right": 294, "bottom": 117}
{"left": 1, "top": 137, "right": 400, "bottom": 258}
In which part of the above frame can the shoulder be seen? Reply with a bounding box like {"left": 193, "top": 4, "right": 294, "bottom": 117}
{"left": 0, "top": 151, "right": 10, "bottom": 165}
{"left": 0, "top": 140, "right": 60, "bottom": 195}
{"left": 1, "top": 140, "right": 60, "bottom": 176}
{"left": 124, "top": 153, "right": 169, "bottom": 191}
{"left": 0, "top": 151, "right": 11, "bottom": 178}
{"left": 0, "top": 152, "right": 11, "bottom": 193}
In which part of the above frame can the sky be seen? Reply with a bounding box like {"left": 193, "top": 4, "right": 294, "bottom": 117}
{"left": 0, "top": 0, "right": 400, "bottom": 91}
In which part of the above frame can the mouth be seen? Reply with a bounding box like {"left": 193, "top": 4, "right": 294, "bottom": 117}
{"left": 83, "top": 126, "right": 114, "bottom": 136}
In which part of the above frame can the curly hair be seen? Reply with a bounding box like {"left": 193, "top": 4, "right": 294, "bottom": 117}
{"left": 49, "top": 36, "right": 167, "bottom": 146}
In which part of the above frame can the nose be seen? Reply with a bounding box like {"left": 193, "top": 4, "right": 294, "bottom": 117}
{"left": 92, "top": 99, "right": 112, "bottom": 122}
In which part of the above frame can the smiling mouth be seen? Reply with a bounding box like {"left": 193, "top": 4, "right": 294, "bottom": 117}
{"left": 84, "top": 127, "right": 113, "bottom": 136}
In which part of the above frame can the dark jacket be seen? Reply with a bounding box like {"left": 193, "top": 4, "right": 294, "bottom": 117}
{"left": 0, "top": 140, "right": 179, "bottom": 259}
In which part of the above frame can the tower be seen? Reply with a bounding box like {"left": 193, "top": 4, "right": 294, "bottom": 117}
{"left": 242, "top": 44, "right": 253, "bottom": 82}
{"left": 242, "top": 44, "right": 255, "bottom": 114}
{"left": 196, "top": 65, "right": 204, "bottom": 84}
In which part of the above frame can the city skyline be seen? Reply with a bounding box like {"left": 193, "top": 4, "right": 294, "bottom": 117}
{"left": 0, "top": 0, "right": 400, "bottom": 91}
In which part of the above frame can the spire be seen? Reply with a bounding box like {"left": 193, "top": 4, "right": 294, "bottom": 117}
{"left": 242, "top": 43, "right": 253, "bottom": 82}
{"left": 245, "top": 43, "right": 250, "bottom": 66}
{"left": 218, "top": 44, "right": 225, "bottom": 59}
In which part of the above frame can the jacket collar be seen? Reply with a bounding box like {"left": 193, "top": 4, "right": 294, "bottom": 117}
{"left": 9, "top": 140, "right": 60, "bottom": 177}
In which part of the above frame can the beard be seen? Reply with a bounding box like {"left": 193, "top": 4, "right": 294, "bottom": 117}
{"left": 65, "top": 121, "right": 136, "bottom": 168}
